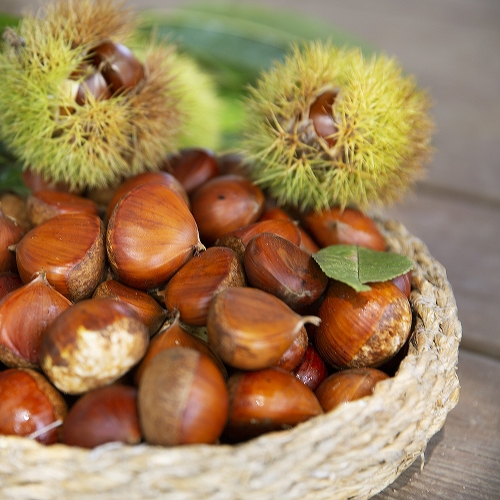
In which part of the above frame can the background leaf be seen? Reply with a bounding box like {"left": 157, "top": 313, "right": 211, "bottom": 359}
{"left": 135, "top": 2, "right": 374, "bottom": 149}
{"left": 137, "top": 2, "right": 373, "bottom": 91}
{"left": 0, "top": 13, "right": 19, "bottom": 33}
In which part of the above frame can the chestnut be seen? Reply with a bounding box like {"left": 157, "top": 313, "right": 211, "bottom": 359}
{"left": 0, "top": 210, "right": 24, "bottom": 273}
{"left": 0, "top": 368, "right": 67, "bottom": 444}
{"left": 314, "top": 280, "right": 412, "bottom": 369}
{"left": 91, "top": 40, "right": 145, "bottom": 95}
{"left": 93, "top": 279, "right": 167, "bottom": 336}
{"left": 138, "top": 347, "right": 229, "bottom": 446}
{"left": 243, "top": 232, "right": 328, "bottom": 310}
{"left": 105, "top": 170, "right": 189, "bottom": 222}
{"left": 301, "top": 206, "right": 386, "bottom": 251}
{"left": 0, "top": 272, "right": 72, "bottom": 368}
{"left": 39, "top": 298, "right": 149, "bottom": 394}
{"left": 164, "top": 246, "right": 245, "bottom": 326}
{"left": 134, "top": 312, "right": 227, "bottom": 385}
{"left": 0, "top": 271, "right": 23, "bottom": 300}
{"left": 27, "top": 189, "right": 99, "bottom": 226}
{"left": 15, "top": 212, "right": 106, "bottom": 301}
{"left": 190, "top": 174, "right": 266, "bottom": 245}
{"left": 309, "top": 90, "right": 338, "bottom": 147}
{"left": 207, "top": 287, "right": 320, "bottom": 371}
{"left": 162, "top": 148, "right": 220, "bottom": 194}
{"left": 61, "top": 384, "right": 141, "bottom": 448}
{"left": 223, "top": 367, "right": 323, "bottom": 442}
{"left": 293, "top": 344, "right": 329, "bottom": 391}
{"left": 273, "top": 325, "right": 309, "bottom": 371}
{"left": 106, "top": 182, "right": 204, "bottom": 290}
{"left": 315, "top": 368, "right": 390, "bottom": 412}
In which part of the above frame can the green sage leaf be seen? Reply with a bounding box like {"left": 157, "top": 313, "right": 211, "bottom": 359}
{"left": 312, "top": 245, "right": 413, "bottom": 292}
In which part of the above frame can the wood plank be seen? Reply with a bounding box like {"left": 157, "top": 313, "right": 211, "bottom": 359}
{"left": 374, "top": 349, "right": 500, "bottom": 499}
{"left": 384, "top": 186, "right": 500, "bottom": 359}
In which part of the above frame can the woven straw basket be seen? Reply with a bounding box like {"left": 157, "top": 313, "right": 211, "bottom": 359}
{"left": 0, "top": 217, "right": 461, "bottom": 500}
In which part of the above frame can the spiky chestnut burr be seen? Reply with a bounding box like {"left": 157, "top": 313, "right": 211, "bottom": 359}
{"left": 240, "top": 41, "right": 434, "bottom": 212}
{"left": 0, "top": 0, "right": 183, "bottom": 191}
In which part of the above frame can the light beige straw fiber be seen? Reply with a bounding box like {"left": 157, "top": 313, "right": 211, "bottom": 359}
{"left": 0, "top": 218, "right": 462, "bottom": 500}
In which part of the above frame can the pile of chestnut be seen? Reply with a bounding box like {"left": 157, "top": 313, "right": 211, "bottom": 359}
{"left": 0, "top": 148, "right": 413, "bottom": 448}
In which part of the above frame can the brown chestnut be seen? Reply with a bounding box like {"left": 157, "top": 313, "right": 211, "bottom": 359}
{"left": 134, "top": 312, "right": 227, "bottom": 385}
{"left": 243, "top": 232, "right": 328, "bottom": 310}
{"left": 0, "top": 272, "right": 72, "bottom": 368}
{"left": 164, "top": 246, "right": 245, "bottom": 326}
{"left": 106, "top": 182, "right": 204, "bottom": 290}
{"left": 105, "top": 170, "right": 189, "bottom": 222}
{"left": 162, "top": 148, "right": 220, "bottom": 194}
{"left": 190, "top": 174, "right": 265, "bottom": 245}
{"left": 138, "top": 347, "right": 229, "bottom": 446}
{"left": 0, "top": 271, "right": 23, "bottom": 300}
{"left": 314, "top": 280, "right": 412, "bottom": 369}
{"left": 39, "top": 298, "right": 149, "bottom": 394}
{"left": 223, "top": 367, "right": 323, "bottom": 442}
{"left": 0, "top": 368, "right": 67, "bottom": 444}
{"left": 61, "top": 384, "right": 141, "bottom": 448}
{"left": 315, "top": 368, "right": 390, "bottom": 412}
{"left": 91, "top": 40, "right": 145, "bottom": 94}
{"left": 27, "top": 189, "right": 99, "bottom": 227}
{"left": 93, "top": 279, "right": 167, "bottom": 336}
{"left": 15, "top": 212, "right": 106, "bottom": 301}
{"left": 309, "top": 90, "right": 338, "bottom": 147}
{"left": 0, "top": 210, "right": 24, "bottom": 273}
{"left": 293, "top": 344, "right": 328, "bottom": 392}
{"left": 207, "top": 287, "right": 320, "bottom": 371}
{"left": 301, "top": 206, "right": 386, "bottom": 251}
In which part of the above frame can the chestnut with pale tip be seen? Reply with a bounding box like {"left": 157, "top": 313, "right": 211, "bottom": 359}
{"left": 207, "top": 287, "right": 321, "bottom": 371}
{"left": 15, "top": 212, "right": 106, "bottom": 302}
{"left": 138, "top": 347, "right": 229, "bottom": 446}
{"left": 314, "top": 280, "right": 412, "bottom": 370}
{"left": 39, "top": 298, "right": 149, "bottom": 395}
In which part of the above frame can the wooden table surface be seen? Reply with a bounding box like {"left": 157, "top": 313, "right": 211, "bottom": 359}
{"left": 2, "top": 0, "right": 500, "bottom": 498}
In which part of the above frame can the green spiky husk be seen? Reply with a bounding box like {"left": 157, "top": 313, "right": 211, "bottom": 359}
{"left": 0, "top": 0, "right": 183, "bottom": 190}
{"left": 240, "top": 41, "right": 434, "bottom": 212}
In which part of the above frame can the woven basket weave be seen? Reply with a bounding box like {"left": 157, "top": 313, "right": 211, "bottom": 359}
{"left": 0, "top": 217, "right": 462, "bottom": 500}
